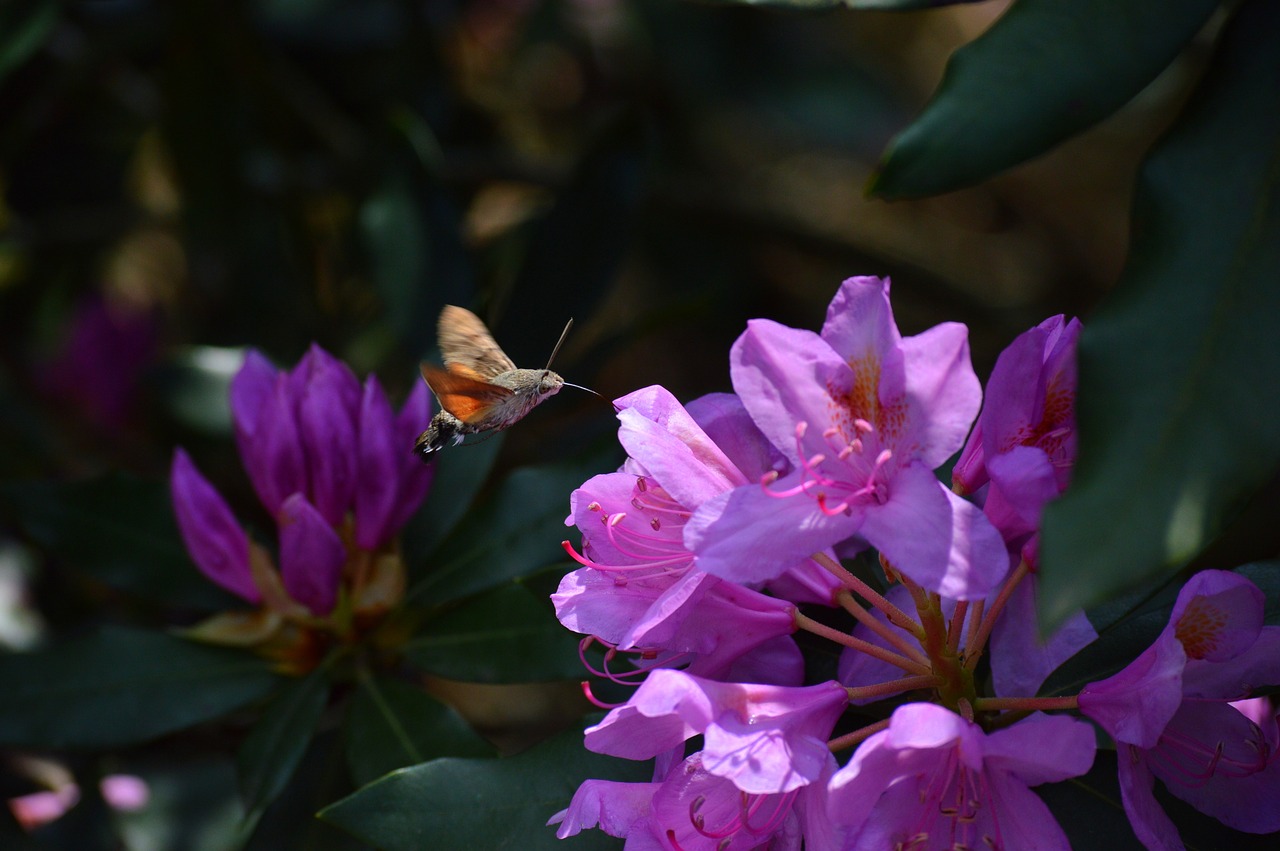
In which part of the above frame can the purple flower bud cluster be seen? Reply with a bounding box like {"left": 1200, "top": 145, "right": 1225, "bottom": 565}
{"left": 550, "top": 277, "right": 1280, "bottom": 850}
{"left": 170, "top": 345, "right": 432, "bottom": 618}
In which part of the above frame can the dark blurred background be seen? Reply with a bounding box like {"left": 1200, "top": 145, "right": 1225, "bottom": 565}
{"left": 0, "top": 0, "right": 1202, "bottom": 481}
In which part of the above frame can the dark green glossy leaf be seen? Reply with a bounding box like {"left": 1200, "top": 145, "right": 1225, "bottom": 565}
{"left": 0, "top": 0, "right": 57, "bottom": 83}
{"left": 0, "top": 474, "right": 239, "bottom": 611}
{"left": 0, "top": 627, "right": 279, "bottom": 749}
{"left": 872, "top": 0, "right": 1218, "bottom": 198}
{"left": 408, "top": 454, "right": 608, "bottom": 607}
{"left": 1036, "top": 752, "right": 1142, "bottom": 850}
{"left": 360, "top": 165, "right": 472, "bottom": 356}
{"left": 1040, "top": 0, "right": 1280, "bottom": 627}
{"left": 320, "top": 725, "right": 649, "bottom": 851}
{"left": 401, "top": 433, "right": 505, "bottom": 571}
{"left": 404, "top": 583, "right": 585, "bottom": 683}
{"left": 344, "top": 675, "right": 495, "bottom": 786}
{"left": 237, "top": 667, "right": 329, "bottom": 820}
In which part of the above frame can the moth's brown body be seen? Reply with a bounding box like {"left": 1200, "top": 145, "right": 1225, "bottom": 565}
{"left": 415, "top": 306, "right": 569, "bottom": 458}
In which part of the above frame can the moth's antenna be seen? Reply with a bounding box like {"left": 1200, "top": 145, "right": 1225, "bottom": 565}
{"left": 544, "top": 318, "right": 574, "bottom": 370}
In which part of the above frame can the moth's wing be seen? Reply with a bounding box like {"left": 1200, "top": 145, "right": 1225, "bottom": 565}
{"left": 437, "top": 305, "right": 516, "bottom": 379}
{"left": 420, "top": 363, "right": 514, "bottom": 424}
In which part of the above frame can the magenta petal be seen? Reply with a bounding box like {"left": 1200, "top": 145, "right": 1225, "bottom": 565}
{"left": 819, "top": 277, "right": 902, "bottom": 384}
{"left": 616, "top": 406, "right": 743, "bottom": 509}
{"left": 1079, "top": 630, "right": 1186, "bottom": 748}
{"left": 298, "top": 363, "right": 359, "bottom": 526}
{"left": 1169, "top": 569, "right": 1264, "bottom": 663}
{"left": 229, "top": 350, "right": 277, "bottom": 436}
{"left": 898, "top": 321, "right": 981, "bottom": 469}
{"left": 354, "top": 376, "right": 399, "bottom": 550}
{"left": 1151, "top": 701, "right": 1280, "bottom": 834}
{"left": 983, "top": 444, "right": 1060, "bottom": 541}
{"left": 685, "top": 392, "right": 785, "bottom": 481}
{"left": 686, "top": 475, "right": 855, "bottom": 584}
{"left": 236, "top": 374, "right": 307, "bottom": 517}
{"left": 1185, "top": 627, "right": 1280, "bottom": 699}
{"left": 988, "top": 576, "right": 1097, "bottom": 698}
{"left": 1116, "top": 747, "right": 1184, "bottom": 851}
{"left": 547, "top": 778, "right": 658, "bottom": 840}
{"left": 170, "top": 449, "right": 258, "bottom": 603}
{"left": 552, "top": 567, "right": 671, "bottom": 645}
{"left": 857, "top": 463, "right": 1008, "bottom": 600}
{"left": 385, "top": 379, "right": 435, "bottom": 535}
{"left": 730, "top": 319, "right": 851, "bottom": 466}
{"left": 982, "top": 713, "right": 1096, "bottom": 785}
{"left": 278, "top": 493, "right": 345, "bottom": 615}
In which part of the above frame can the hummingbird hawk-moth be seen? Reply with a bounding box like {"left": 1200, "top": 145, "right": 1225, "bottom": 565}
{"left": 414, "top": 305, "right": 586, "bottom": 458}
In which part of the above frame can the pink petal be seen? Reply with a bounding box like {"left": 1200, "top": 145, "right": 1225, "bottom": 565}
{"left": 170, "top": 449, "right": 258, "bottom": 603}
{"left": 857, "top": 463, "right": 1008, "bottom": 600}
{"left": 278, "top": 493, "right": 345, "bottom": 615}
{"left": 898, "top": 321, "right": 981, "bottom": 469}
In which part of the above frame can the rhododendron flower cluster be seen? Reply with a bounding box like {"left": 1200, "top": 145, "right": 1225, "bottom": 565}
{"left": 170, "top": 344, "right": 432, "bottom": 668}
{"left": 550, "top": 277, "right": 1280, "bottom": 850}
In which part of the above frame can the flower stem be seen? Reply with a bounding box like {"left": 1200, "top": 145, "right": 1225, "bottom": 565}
{"left": 973, "top": 695, "right": 1079, "bottom": 713}
{"left": 835, "top": 591, "right": 929, "bottom": 666}
{"left": 828, "top": 718, "right": 891, "bottom": 753}
{"left": 947, "top": 600, "right": 969, "bottom": 654}
{"left": 794, "top": 612, "right": 931, "bottom": 676}
{"left": 845, "top": 674, "right": 941, "bottom": 703}
{"left": 964, "top": 560, "right": 1030, "bottom": 672}
{"left": 812, "top": 552, "right": 923, "bottom": 638}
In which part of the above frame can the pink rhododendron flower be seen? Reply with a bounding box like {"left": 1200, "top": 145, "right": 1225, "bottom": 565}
{"left": 952, "top": 315, "right": 1096, "bottom": 696}
{"left": 1079, "top": 570, "right": 1280, "bottom": 849}
{"left": 555, "top": 386, "right": 838, "bottom": 685}
{"left": 585, "top": 669, "right": 848, "bottom": 795}
{"left": 827, "top": 704, "right": 1095, "bottom": 850}
{"left": 686, "top": 276, "right": 1006, "bottom": 600}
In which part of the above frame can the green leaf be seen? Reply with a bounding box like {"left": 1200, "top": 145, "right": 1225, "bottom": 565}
{"left": 872, "top": 0, "right": 1218, "bottom": 198}
{"left": 1036, "top": 752, "right": 1143, "bottom": 850}
{"left": 1040, "top": 0, "right": 1280, "bottom": 626}
{"left": 0, "top": 0, "right": 57, "bottom": 84}
{"left": 0, "top": 473, "right": 239, "bottom": 611}
{"left": 237, "top": 667, "right": 330, "bottom": 820}
{"left": 0, "top": 627, "right": 279, "bottom": 749}
{"left": 404, "top": 583, "right": 585, "bottom": 683}
{"left": 344, "top": 675, "right": 495, "bottom": 787}
{"left": 400, "top": 433, "right": 505, "bottom": 569}
{"left": 320, "top": 725, "right": 649, "bottom": 851}
{"left": 408, "top": 455, "right": 607, "bottom": 607}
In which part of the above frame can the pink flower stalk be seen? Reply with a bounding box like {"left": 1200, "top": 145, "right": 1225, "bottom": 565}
{"left": 555, "top": 386, "right": 838, "bottom": 685}
{"left": 1078, "top": 570, "right": 1280, "bottom": 849}
{"left": 827, "top": 704, "right": 1095, "bottom": 850}
{"left": 171, "top": 345, "right": 432, "bottom": 616}
{"left": 685, "top": 276, "right": 1007, "bottom": 600}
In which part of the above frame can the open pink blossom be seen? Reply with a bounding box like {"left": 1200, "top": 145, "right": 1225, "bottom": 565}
{"left": 555, "top": 386, "right": 838, "bottom": 684}
{"left": 827, "top": 703, "right": 1095, "bottom": 850}
{"left": 1078, "top": 570, "right": 1280, "bottom": 849}
{"left": 551, "top": 748, "right": 839, "bottom": 851}
{"left": 686, "top": 276, "right": 1006, "bottom": 600}
{"left": 585, "top": 669, "right": 848, "bottom": 796}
